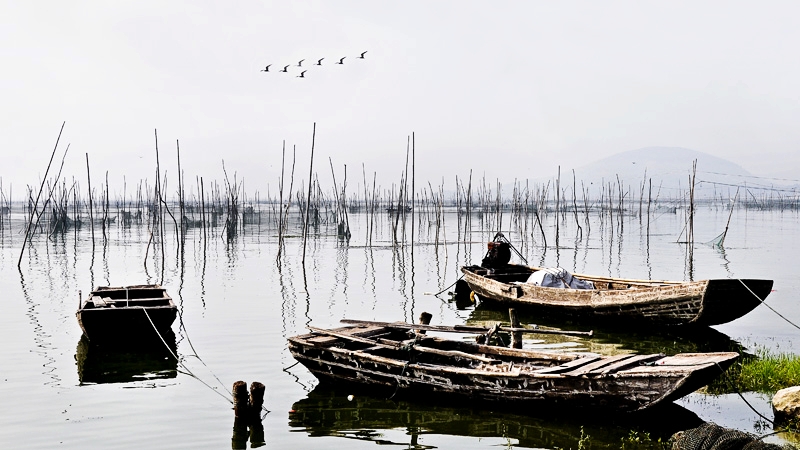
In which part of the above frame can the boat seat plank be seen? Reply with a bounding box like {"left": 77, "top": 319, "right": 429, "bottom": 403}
{"left": 350, "top": 326, "right": 393, "bottom": 338}
{"left": 91, "top": 297, "right": 109, "bottom": 307}
{"left": 103, "top": 297, "right": 169, "bottom": 302}
{"left": 560, "top": 354, "right": 637, "bottom": 376}
{"left": 594, "top": 354, "right": 664, "bottom": 375}
{"left": 533, "top": 355, "right": 602, "bottom": 374}
{"left": 653, "top": 353, "right": 736, "bottom": 366}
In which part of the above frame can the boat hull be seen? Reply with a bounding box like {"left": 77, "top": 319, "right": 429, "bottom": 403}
{"left": 76, "top": 285, "right": 177, "bottom": 342}
{"left": 288, "top": 325, "right": 738, "bottom": 413}
{"left": 461, "top": 265, "right": 772, "bottom": 326}
{"left": 77, "top": 306, "right": 177, "bottom": 341}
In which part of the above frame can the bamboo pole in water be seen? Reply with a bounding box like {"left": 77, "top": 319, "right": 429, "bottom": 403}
{"left": 86, "top": 153, "right": 96, "bottom": 252}
{"left": 277, "top": 141, "right": 286, "bottom": 260}
{"left": 201, "top": 177, "right": 207, "bottom": 244}
{"left": 283, "top": 146, "right": 296, "bottom": 248}
{"left": 37, "top": 143, "right": 71, "bottom": 238}
{"left": 19, "top": 122, "right": 65, "bottom": 268}
{"left": 302, "top": 123, "right": 316, "bottom": 266}
{"left": 154, "top": 129, "right": 166, "bottom": 271}
{"left": 177, "top": 139, "right": 184, "bottom": 242}
{"left": 572, "top": 169, "right": 582, "bottom": 240}
{"left": 370, "top": 171, "right": 376, "bottom": 246}
{"left": 103, "top": 171, "right": 110, "bottom": 241}
{"left": 411, "top": 132, "right": 415, "bottom": 253}
{"left": 362, "top": 163, "right": 368, "bottom": 244}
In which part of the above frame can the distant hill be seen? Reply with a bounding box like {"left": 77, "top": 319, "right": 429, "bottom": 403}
{"left": 570, "top": 147, "right": 758, "bottom": 198}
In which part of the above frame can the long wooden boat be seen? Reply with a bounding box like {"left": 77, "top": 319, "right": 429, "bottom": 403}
{"left": 460, "top": 264, "right": 773, "bottom": 326}
{"left": 288, "top": 320, "right": 738, "bottom": 412}
{"left": 76, "top": 285, "right": 177, "bottom": 342}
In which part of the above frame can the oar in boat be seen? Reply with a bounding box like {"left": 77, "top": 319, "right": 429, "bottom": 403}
{"left": 339, "top": 319, "right": 593, "bottom": 337}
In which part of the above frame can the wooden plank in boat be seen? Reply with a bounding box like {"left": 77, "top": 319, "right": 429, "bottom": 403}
{"left": 560, "top": 354, "right": 637, "bottom": 376}
{"left": 594, "top": 354, "right": 663, "bottom": 375}
{"left": 533, "top": 355, "right": 602, "bottom": 374}
{"left": 655, "top": 353, "right": 736, "bottom": 366}
{"left": 619, "top": 353, "right": 738, "bottom": 375}
{"left": 307, "top": 335, "right": 340, "bottom": 345}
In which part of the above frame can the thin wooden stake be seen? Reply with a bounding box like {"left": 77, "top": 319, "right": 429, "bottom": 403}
{"left": 302, "top": 123, "right": 316, "bottom": 266}
{"left": 19, "top": 121, "right": 65, "bottom": 268}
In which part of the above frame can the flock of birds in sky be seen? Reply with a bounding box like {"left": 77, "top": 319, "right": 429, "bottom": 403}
{"left": 260, "top": 51, "right": 368, "bottom": 78}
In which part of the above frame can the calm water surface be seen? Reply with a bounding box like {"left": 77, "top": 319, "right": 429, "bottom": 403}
{"left": 1, "top": 206, "right": 798, "bottom": 449}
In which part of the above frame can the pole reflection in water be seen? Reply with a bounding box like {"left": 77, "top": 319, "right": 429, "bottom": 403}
{"left": 289, "top": 386, "right": 704, "bottom": 449}
{"left": 75, "top": 332, "right": 178, "bottom": 385}
{"left": 231, "top": 419, "right": 264, "bottom": 449}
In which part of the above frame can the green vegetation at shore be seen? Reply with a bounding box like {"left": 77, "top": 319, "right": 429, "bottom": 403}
{"left": 708, "top": 347, "right": 800, "bottom": 394}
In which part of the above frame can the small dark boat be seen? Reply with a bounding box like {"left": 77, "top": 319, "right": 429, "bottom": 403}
{"left": 288, "top": 320, "right": 738, "bottom": 412}
{"left": 385, "top": 205, "right": 412, "bottom": 214}
{"left": 460, "top": 234, "right": 773, "bottom": 326}
{"left": 76, "top": 285, "right": 177, "bottom": 341}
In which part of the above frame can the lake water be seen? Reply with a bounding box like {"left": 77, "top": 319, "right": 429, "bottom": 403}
{"left": 1, "top": 204, "right": 798, "bottom": 449}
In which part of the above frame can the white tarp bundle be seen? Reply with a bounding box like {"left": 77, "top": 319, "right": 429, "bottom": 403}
{"left": 525, "top": 267, "right": 595, "bottom": 290}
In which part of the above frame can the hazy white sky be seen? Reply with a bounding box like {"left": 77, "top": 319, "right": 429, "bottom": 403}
{"left": 2, "top": 1, "right": 799, "bottom": 197}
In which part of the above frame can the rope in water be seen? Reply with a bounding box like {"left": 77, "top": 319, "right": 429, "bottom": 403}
{"left": 734, "top": 280, "right": 800, "bottom": 437}
{"left": 176, "top": 313, "right": 230, "bottom": 396}
{"left": 140, "top": 307, "right": 233, "bottom": 405}
{"left": 433, "top": 274, "right": 464, "bottom": 297}
{"left": 706, "top": 360, "right": 778, "bottom": 432}
{"left": 739, "top": 279, "right": 800, "bottom": 332}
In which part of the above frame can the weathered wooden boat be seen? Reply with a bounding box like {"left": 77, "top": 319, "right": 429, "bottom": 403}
{"left": 288, "top": 320, "right": 738, "bottom": 412}
{"left": 461, "top": 263, "right": 773, "bottom": 326}
{"left": 76, "top": 285, "right": 177, "bottom": 341}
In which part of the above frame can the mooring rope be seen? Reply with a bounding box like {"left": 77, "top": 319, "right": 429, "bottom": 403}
{"left": 389, "top": 334, "right": 421, "bottom": 400}
{"left": 711, "top": 360, "right": 776, "bottom": 429}
{"left": 432, "top": 274, "right": 464, "bottom": 297}
{"left": 176, "top": 315, "right": 230, "bottom": 395}
{"left": 738, "top": 279, "right": 800, "bottom": 332}
{"left": 140, "top": 307, "right": 233, "bottom": 405}
{"left": 388, "top": 361, "right": 410, "bottom": 400}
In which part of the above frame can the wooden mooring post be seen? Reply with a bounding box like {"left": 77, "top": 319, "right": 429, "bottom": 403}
{"left": 231, "top": 381, "right": 266, "bottom": 449}
{"left": 508, "top": 308, "right": 523, "bottom": 349}
{"left": 416, "top": 312, "right": 432, "bottom": 335}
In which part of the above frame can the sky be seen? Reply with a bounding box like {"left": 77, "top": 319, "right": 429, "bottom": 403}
{"left": 2, "top": 1, "right": 799, "bottom": 199}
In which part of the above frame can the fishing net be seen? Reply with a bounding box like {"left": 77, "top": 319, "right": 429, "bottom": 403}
{"left": 706, "top": 231, "right": 726, "bottom": 248}
{"left": 670, "top": 422, "right": 794, "bottom": 449}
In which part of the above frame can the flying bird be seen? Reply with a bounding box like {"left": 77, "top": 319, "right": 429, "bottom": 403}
{"left": 358, "top": 51, "right": 367, "bottom": 59}
{"left": 281, "top": 65, "right": 290, "bottom": 72}
{"left": 260, "top": 64, "right": 271, "bottom": 72}
{"left": 297, "top": 70, "right": 307, "bottom": 78}
{"left": 336, "top": 57, "right": 346, "bottom": 64}
{"left": 297, "top": 59, "right": 305, "bottom": 67}
{"left": 316, "top": 58, "right": 324, "bottom": 65}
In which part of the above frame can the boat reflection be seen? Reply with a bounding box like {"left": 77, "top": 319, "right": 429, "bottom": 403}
{"left": 75, "top": 333, "right": 178, "bottom": 385}
{"left": 466, "top": 301, "right": 746, "bottom": 356}
{"left": 289, "top": 386, "right": 704, "bottom": 449}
